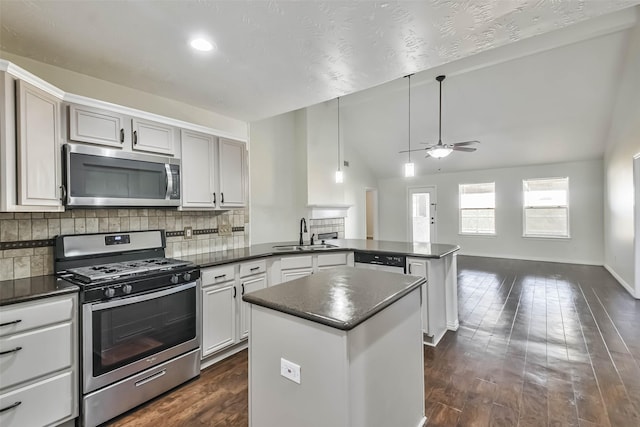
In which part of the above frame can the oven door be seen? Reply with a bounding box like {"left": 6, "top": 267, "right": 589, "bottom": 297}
{"left": 82, "top": 281, "right": 200, "bottom": 393}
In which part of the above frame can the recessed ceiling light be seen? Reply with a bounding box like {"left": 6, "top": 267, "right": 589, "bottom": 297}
{"left": 190, "top": 38, "right": 214, "bottom": 52}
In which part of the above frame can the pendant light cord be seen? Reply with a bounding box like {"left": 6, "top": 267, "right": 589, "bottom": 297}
{"left": 408, "top": 75, "right": 411, "bottom": 162}
{"left": 438, "top": 77, "right": 442, "bottom": 144}
{"left": 337, "top": 97, "right": 341, "bottom": 172}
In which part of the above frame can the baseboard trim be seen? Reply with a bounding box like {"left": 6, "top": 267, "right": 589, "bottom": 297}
{"left": 458, "top": 251, "right": 602, "bottom": 266}
{"left": 200, "top": 341, "right": 248, "bottom": 370}
{"left": 604, "top": 264, "right": 637, "bottom": 299}
{"left": 447, "top": 321, "right": 459, "bottom": 331}
{"left": 416, "top": 416, "right": 427, "bottom": 427}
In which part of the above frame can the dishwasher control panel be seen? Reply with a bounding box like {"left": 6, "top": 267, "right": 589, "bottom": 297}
{"left": 353, "top": 252, "right": 406, "bottom": 268}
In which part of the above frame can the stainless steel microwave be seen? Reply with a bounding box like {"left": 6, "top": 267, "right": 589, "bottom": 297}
{"left": 63, "top": 143, "right": 180, "bottom": 207}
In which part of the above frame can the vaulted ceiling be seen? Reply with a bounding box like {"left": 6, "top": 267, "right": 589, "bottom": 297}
{"left": 1, "top": 1, "right": 638, "bottom": 178}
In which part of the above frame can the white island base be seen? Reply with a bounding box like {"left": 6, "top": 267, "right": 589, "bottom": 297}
{"left": 248, "top": 287, "right": 425, "bottom": 427}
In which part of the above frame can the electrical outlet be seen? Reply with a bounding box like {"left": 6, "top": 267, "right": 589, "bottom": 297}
{"left": 184, "top": 226, "right": 193, "bottom": 239}
{"left": 280, "top": 358, "right": 301, "bottom": 384}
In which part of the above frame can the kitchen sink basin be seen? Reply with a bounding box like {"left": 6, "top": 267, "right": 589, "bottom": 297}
{"left": 272, "top": 244, "right": 338, "bottom": 251}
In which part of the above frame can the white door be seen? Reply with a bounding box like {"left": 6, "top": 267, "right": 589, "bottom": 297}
{"left": 16, "top": 80, "right": 63, "bottom": 208}
{"left": 240, "top": 274, "right": 267, "bottom": 339}
{"left": 201, "top": 284, "right": 236, "bottom": 357}
{"left": 218, "top": 138, "right": 246, "bottom": 207}
{"left": 408, "top": 187, "right": 437, "bottom": 243}
{"left": 181, "top": 129, "right": 216, "bottom": 209}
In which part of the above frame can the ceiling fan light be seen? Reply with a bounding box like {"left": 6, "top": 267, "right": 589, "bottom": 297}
{"left": 404, "top": 162, "right": 415, "bottom": 177}
{"left": 428, "top": 147, "right": 453, "bottom": 158}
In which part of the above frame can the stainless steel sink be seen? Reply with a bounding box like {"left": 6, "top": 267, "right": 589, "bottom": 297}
{"left": 272, "top": 244, "right": 338, "bottom": 251}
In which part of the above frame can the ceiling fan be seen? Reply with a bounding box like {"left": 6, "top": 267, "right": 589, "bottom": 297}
{"left": 399, "top": 75, "right": 479, "bottom": 159}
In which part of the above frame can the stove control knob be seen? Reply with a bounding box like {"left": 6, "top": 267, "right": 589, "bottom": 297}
{"left": 170, "top": 274, "right": 180, "bottom": 284}
{"left": 122, "top": 284, "right": 133, "bottom": 294}
{"left": 183, "top": 272, "right": 192, "bottom": 282}
{"left": 104, "top": 288, "right": 115, "bottom": 298}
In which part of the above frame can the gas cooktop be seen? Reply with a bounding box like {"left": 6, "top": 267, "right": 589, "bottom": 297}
{"left": 66, "top": 257, "right": 192, "bottom": 284}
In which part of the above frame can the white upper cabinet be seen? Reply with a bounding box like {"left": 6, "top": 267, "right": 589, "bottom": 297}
{"left": 218, "top": 138, "right": 247, "bottom": 208}
{"left": 131, "top": 117, "right": 175, "bottom": 155}
{"left": 181, "top": 129, "right": 216, "bottom": 209}
{"left": 68, "top": 104, "right": 128, "bottom": 148}
{"left": 15, "top": 80, "right": 63, "bottom": 209}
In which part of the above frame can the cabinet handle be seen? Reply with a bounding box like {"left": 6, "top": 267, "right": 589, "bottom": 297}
{"left": 241, "top": 283, "right": 245, "bottom": 295}
{"left": 250, "top": 266, "right": 259, "bottom": 271}
{"left": 0, "top": 401, "right": 21, "bottom": 413}
{"left": 214, "top": 274, "right": 226, "bottom": 279}
{"left": 408, "top": 265, "right": 412, "bottom": 274}
{"left": 221, "top": 192, "right": 224, "bottom": 204}
{"left": 120, "top": 128, "right": 125, "bottom": 143}
{"left": 233, "top": 286, "right": 237, "bottom": 298}
{"left": 60, "top": 185, "right": 67, "bottom": 203}
{"left": 0, "top": 346, "right": 22, "bottom": 356}
{"left": 133, "top": 130, "right": 138, "bottom": 145}
{"left": 213, "top": 193, "right": 216, "bottom": 204}
{"left": 0, "top": 319, "right": 21, "bottom": 327}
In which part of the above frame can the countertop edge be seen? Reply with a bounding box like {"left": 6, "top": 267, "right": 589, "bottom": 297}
{"left": 0, "top": 279, "right": 79, "bottom": 306}
{"left": 243, "top": 276, "right": 426, "bottom": 331}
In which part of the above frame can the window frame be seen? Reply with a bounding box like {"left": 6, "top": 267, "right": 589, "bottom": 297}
{"left": 522, "top": 177, "right": 570, "bottom": 239}
{"left": 458, "top": 182, "right": 496, "bottom": 236}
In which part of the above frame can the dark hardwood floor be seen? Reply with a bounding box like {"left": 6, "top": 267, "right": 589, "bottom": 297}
{"left": 109, "top": 256, "right": 640, "bottom": 426}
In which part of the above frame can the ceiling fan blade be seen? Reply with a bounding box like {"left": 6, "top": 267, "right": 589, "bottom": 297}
{"left": 398, "top": 148, "right": 429, "bottom": 154}
{"left": 452, "top": 146, "right": 477, "bottom": 152}
{"left": 452, "top": 140, "right": 480, "bottom": 147}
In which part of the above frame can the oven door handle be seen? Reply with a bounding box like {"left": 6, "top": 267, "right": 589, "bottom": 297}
{"left": 90, "top": 281, "right": 196, "bottom": 311}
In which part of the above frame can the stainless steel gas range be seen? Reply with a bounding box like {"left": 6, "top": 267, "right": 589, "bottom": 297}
{"left": 55, "top": 230, "right": 201, "bottom": 427}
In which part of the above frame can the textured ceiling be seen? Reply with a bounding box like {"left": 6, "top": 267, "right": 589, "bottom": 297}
{"left": 1, "top": 0, "right": 638, "bottom": 121}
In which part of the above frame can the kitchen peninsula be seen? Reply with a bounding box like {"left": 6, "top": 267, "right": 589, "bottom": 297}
{"left": 243, "top": 267, "right": 426, "bottom": 427}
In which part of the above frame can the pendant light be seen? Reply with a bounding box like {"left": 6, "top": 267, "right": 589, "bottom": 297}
{"left": 404, "top": 74, "right": 415, "bottom": 177}
{"left": 335, "top": 97, "right": 343, "bottom": 183}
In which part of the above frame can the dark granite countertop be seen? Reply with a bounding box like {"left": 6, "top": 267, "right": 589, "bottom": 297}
{"left": 178, "top": 239, "right": 459, "bottom": 268}
{"left": 0, "top": 275, "right": 79, "bottom": 306}
{"left": 242, "top": 266, "right": 425, "bottom": 331}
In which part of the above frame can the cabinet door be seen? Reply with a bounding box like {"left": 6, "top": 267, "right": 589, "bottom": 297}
{"left": 218, "top": 138, "right": 246, "bottom": 207}
{"left": 16, "top": 80, "right": 62, "bottom": 208}
{"left": 201, "top": 283, "right": 236, "bottom": 357}
{"left": 68, "top": 104, "right": 128, "bottom": 148}
{"left": 181, "top": 129, "right": 216, "bottom": 208}
{"left": 131, "top": 117, "right": 175, "bottom": 155}
{"left": 281, "top": 268, "right": 313, "bottom": 283}
{"left": 239, "top": 274, "right": 267, "bottom": 339}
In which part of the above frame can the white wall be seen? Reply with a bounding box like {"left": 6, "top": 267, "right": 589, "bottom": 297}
{"left": 0, "top": 51, "right": 247, "bottom": 139}
{"left": 603, "top": 15, "right": 640, "bottom": 295}
{"left": 249, "top": 111, "right": 307, "bottom": 244}
{"left": 379, "top": 160, "right": 604, "bottom": 265}
{"left": 342, "top": 143, "right": 378, "bottom": 239}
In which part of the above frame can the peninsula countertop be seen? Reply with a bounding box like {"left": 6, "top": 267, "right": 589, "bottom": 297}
{"left": 179, "top": 239, "right": 459, "bottom": 269}
{"left": 242, "top": 266, "right": 426, "bottom": 330}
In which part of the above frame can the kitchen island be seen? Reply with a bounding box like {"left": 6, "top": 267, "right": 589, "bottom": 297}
{"left": 243, "top": 266, "right": 426, "bottom": 427}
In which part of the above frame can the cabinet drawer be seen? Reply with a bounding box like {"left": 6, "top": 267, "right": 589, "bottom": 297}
{"left": 0, "top": 323, "right": 72, "bottom": 389}
{"left": 317, "top": 253, "right": 348, "bottom": 267}
{"left": 280, "top": 255, "right": 312, "bottom": 269}
{"left": 201, "top": 265, "right": 236, "bottom": 286}
{"left": 0, "top": 371, "right": 74, "bottom": 427}
{"left": 0, "top": 296, "right": 73, "bottom": 337}
{"left": 239, "top": 260, "right": 266, "bottom": 277}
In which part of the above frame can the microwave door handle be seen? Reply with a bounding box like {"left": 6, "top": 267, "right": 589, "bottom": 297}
{"left": 164, "top": 164, "right": 173, "bottom": 199}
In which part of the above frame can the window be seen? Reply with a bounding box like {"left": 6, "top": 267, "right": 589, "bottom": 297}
{"left": 523, "top": 177, "right": 569, "bottom": 237}
{"left": 459, "top": 182, "right": 495, "bottom": 234}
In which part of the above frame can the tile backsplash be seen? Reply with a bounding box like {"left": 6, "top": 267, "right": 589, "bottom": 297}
{"left": 309, "top": 218, "right": 345, "bottom": 239}
{"left": 0, "top": 208, "right": 248, "bottom": 281}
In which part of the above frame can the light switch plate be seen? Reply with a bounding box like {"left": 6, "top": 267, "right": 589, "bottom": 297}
{"left": 280, "top": 358, "right": 301, "bottom": 384}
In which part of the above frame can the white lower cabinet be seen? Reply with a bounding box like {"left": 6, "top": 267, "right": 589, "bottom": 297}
{"left": 0, "top": 293, "right": 77, "bottom": 427}
{"left": 201, "top": 279, "right": 236, "bottom": 357}
{"left": 239, "top": 273, "right": 267, "bottom": 339}
{"left": 407, "top": 257, "right": 447, "bottom": 346}
{"left": 201, "top": 260, "right": 268, "bottom": 359}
